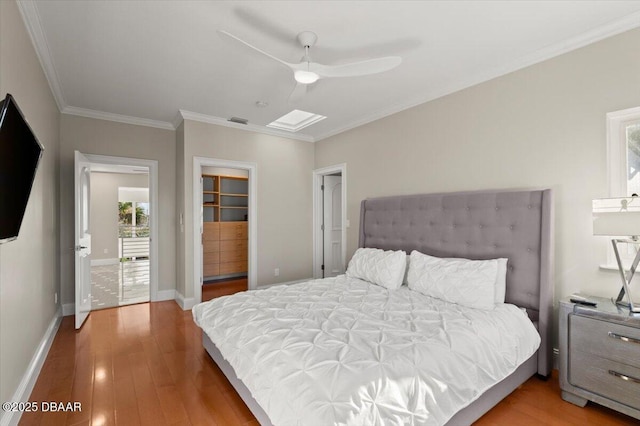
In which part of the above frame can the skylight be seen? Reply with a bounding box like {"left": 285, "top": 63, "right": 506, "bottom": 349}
{"left": 266, "top": 109, "right": 326, "bottom": 133}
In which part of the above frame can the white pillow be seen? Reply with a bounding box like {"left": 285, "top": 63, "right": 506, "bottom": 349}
{"left": 407, "top": 250, "right": 498, "bottom": 310}
{"left": 346, "top": 247, "right": 407, "bottom": 290}
{"left": 404, "top": 253, "right": 507, "bottom": 303}
{"left": 495, "top": 258, "right": 508, "bottom": 304}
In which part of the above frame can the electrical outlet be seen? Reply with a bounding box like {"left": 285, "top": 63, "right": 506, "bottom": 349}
{"left": 103, "top": 248, "right": 108, "bottom": 254}
{"left": 274, "top": 268, "right": 280, "bottom": 277}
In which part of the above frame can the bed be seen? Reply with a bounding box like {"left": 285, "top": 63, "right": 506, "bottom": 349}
{"left": 193, "top": 188, "right": 554, "bottom": 425}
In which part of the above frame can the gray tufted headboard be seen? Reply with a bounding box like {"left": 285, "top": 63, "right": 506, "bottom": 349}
{"left": 358, "top": 188, "right": 554, "bottom": 376}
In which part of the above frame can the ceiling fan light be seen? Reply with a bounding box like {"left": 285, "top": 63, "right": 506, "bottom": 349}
{"left": 294, "top": 70, "right": 319, "bottom": 84}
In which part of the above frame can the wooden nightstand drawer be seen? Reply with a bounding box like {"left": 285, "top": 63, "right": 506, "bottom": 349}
{"left": 570, "top": 315, "right": 640, "bottom": 369}
{"left": 569, "top": 350, "right": 640, "bottom": 410}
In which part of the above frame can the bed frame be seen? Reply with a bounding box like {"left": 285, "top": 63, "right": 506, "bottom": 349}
{"left": 202, "top": 188, "right": 554, "bottom": 425}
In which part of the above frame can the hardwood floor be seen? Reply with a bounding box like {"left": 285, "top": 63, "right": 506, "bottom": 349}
{"left": 202, "top": 278, "right": 248, "bottom": 302}
{"left": 21, "top": 297, "right": 638, "bottom": 425}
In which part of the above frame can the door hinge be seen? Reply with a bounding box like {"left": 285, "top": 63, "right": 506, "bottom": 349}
{"left": 321, "top": 264, "right": 325, "bottom": 270}
{"left": 321, "top": 224, "right": 324, "bottom": 231}
{"left": 321, "top": 184, "right": 324, "bottom": 191}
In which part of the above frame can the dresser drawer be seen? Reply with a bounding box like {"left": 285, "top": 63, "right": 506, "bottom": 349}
{"left": 570, "top": 315, "right": 640, "bottom": 369}
{"left": 203, "top": 251, "right": 219, "bottom": 265}
{"left": 220, "top": 239, "right": 248, "bottom": 252}
{"left": 569, "top": 350, "right": 640, "bottom": 410}
{"left": 220, "top": 222, "right": 248, "bottom": 240}
{"left": 203, "top": 263, "right": 220, "bottom": 277}
{"left": 203, "top": 239, "right": 220, "bottom": 253}
{"left": 220, "top": 249, "right": 248, "bottom": 263}
{"left": 203, "top": 222, "right": 220, "bottom": 240}
{"left": 220, "top": 261, "right": 247, "bottom": 275}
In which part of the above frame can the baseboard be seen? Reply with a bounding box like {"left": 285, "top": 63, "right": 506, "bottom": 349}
{"left": 0, "top": 306, "right": 62, "bottom": 426}
{"left": 154, "top": 289, "right": 176, "bottom": 302}
{"left": 256, "top": 278, "right": 313, "bottom": 289}
{"left": 175, "top": 291, "right": 196, "bottom": 310}
{"left": 90, "top": 258, "right": 119, "bottom": 266}
{"left": 61, "top": 303, "right": 75, "bottom": 316}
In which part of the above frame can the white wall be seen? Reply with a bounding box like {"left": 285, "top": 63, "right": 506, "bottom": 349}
{"left": 59, "top": 114, "right": 176, "bottom": 301}
{"left": 315, "top": 28, "right": 640, "bottom": 344}
{"left": 0, "top": 0, "right": 60, "bottom": 404}
{"left": 90, "top": 172, "right": 148, "bottom": 261}
{"left": 176, "top": 120, "right": 315, "bottom": 298}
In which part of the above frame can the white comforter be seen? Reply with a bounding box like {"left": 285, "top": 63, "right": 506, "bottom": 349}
{"left": 193, "top": 275, "right": 540, "bottom": 426}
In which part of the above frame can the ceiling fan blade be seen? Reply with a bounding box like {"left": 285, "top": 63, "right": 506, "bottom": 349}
{"left": 218, "top": 30, "right": 294, "bottom": 69}
{"left": 313, "top": 56, "right": 401, "bottom": 78}
{"left": 288, "top": 83, "right": 308, "bottom": 104}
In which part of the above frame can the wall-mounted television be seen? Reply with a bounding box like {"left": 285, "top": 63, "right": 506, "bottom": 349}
{"left": 0, "top": 93, "right": 44, "bottom": 244}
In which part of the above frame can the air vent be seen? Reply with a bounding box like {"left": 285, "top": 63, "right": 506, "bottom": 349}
{"left": 228, "top": 117, "right": 248, "bottom": 125}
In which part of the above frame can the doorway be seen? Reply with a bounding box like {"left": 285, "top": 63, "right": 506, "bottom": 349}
{"left": 193, "top": 157, "right": 257, "bottom": 305}
{"left": 74, "top": 152, "right": 159, "bottom": 329}
{"left": 89, "top": 173, "right": 150, "bottom": 309}
{"left": 201, "top": 166, "right": 249, "bottom": 300}
{"left": 313, "top": 164, "right": 347, "bottom": 279}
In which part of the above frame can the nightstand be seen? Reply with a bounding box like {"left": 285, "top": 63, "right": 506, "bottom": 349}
{"left": 559, "top": 296, "right": 640, "bottom": 420}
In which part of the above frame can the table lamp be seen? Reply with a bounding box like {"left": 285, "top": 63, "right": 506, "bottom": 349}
{"left": 593, "top": 197, "right": 640, "bottom": 313}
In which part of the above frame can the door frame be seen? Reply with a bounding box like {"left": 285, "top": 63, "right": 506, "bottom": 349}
{"left": 313, "top": 163, "right": 347, "bottom": 279}
{"left": 193, "top": 157, "right": 258, "bottom": 304}
{"left": 84, "top": 153, "right": 160, "bottom": 301}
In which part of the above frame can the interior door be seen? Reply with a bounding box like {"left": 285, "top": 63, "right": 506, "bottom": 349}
{"left": 74, "top": 151, "right": 92, "bottom": 329}
{"left": 322, "top": 175, "right": 343, "bottom": 277}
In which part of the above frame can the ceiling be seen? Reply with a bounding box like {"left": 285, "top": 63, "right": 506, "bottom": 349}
{"left": 19, "top": 1, "right": 640, "bottom": 142}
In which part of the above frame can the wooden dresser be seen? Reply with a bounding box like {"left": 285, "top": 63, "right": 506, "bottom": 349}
{"left": 202, "top": 174, "right": 248, "bottom": 279}
{"left": 559, "top": 296, "right": 640, "bottom": 420}
{"left": 219, "top": 222, "right": 248, "bottom": 274}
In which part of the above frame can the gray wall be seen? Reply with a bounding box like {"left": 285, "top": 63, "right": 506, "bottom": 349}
{"left": 315, "top": 29, "right": 640, "bottom": 318}
{"left": 176, "top": 120, "right": 315, "bottom": 298}
{"left": 59, "top": 115, "right": 176, "bottom": 303}
{"left": 90, "top": 172, "right": 149, "bottom": 261}
{"left": 0, "top": 0, "right": 61, "bottom": 404}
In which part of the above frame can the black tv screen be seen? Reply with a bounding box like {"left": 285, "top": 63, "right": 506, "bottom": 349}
{"left": 0, "top": 93, "right": 44, "bottom": 243}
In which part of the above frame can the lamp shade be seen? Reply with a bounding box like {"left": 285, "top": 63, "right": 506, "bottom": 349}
{"left": 592, "top": 197, "right": 640, "bottom": 236}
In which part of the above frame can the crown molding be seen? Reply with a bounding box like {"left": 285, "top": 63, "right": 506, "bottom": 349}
{"left": 314, "top": 11, "right": 640, "bottom": 142}
{"left": 62, "top": 106, "right": 175, "bottom": 130}
{"left": 178, "top": 110, "right": 315, "bottom": 143}
{"left": 172, "top": 111, "right": 185, "bottom": 130}
{"left": 17, "top": 0, "right": 67, "bottom": 111}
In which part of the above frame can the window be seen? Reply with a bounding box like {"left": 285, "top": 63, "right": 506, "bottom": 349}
{"left": 607, "top": 107, "right": 640, "bottom": 196}
{"left": 606, "top": 107, "right": 640, "bottom": 268}
{"left": 626, "top": 122, "right": 640, "bottom": 196}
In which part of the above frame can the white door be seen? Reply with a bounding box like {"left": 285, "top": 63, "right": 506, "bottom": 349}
{"left": 74, "top": 151, "right": 92, "bottom": 329}
{"left": 323, "top": 175, "right": 343, "bottom": 277}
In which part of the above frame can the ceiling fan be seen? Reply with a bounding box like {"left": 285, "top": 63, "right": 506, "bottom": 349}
{"left": 219, "top": 30, "right": 402, "bottom": 102}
